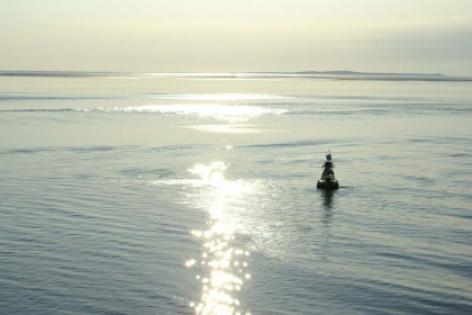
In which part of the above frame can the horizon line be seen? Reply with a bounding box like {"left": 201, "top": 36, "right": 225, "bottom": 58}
{"left": 1, "top": 69, "right": 472, "bottom": 82}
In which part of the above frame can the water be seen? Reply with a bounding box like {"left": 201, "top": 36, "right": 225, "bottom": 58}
{"left": 1, "top": 74, "right": 471, "bottom": 314}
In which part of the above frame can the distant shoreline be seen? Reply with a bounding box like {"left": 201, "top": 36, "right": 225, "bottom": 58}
{"left": 1, "top": 70, "right": 471, "bottom": 82}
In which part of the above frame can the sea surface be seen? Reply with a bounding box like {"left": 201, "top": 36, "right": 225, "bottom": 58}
{"left": 1, "top": 73, "right": 471, "bottom": 315}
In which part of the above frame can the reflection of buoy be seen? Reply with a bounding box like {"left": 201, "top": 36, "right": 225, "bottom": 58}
{"left": 316, "top": 152, "right": 339, "bottom": 190}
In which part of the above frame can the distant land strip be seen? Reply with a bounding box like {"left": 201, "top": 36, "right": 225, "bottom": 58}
{"left": 1, "top": 70, "right": 471, "bottom": 82}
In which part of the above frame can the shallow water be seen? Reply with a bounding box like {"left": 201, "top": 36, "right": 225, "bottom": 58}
{"left": 1, "top": 75, "right": 471, "bottom": 314}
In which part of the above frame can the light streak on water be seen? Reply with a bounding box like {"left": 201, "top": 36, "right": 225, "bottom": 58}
{"left": 186, "top": 162, "right": 254, "bottom": 315}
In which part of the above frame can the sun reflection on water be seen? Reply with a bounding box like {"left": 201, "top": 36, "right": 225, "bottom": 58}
{"left": 186, "top": 161, "right": 254, "bottom": 315}
{"left": 185, "top": 124, "right": 260, "bottom": 134}
{"left": 100, "top": 104, "right": 287, "bottom": 123}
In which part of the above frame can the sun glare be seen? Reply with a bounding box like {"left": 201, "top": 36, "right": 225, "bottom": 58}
{"left": 187, "top": 162, "right": 254, "bottom": 315}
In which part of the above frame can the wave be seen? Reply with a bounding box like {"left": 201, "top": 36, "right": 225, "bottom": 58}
{"left": 0, "top": 145, "right": 134, "bottom": 155}
{"left": 0, "top": 143, "right": 208, "bottom": 155}
{"left": 242, "top": 139, "right": 337, "bottom": 149}
{"left": 83, "top": 105, "right": 288, "bottom": 122}
{"left": 2, "top": 103, "right": 471, "bottom": 119}
{"left": 0, "top": 108, "right": 76, "bottom": 113}
{"left": 0, "top": 105, "right": 392, "bottom": 115}
{"left": 287, "top": 107, "right": 392, "bottom": 115}
{"left": 2, "top": 92, "right": 469, "bottom": 108}
{"left": 0, "top": 95, "right": 115, "bottom": 101}
{"left": 0, "top": 93, "right": 288, "bottom": 102}
{"left": 147, "top": 93, "right": 290, "bottom": 101}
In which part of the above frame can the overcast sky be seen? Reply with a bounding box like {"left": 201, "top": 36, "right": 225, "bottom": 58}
{"left": 1, "top": 0, "right": 471, "bottom": 75}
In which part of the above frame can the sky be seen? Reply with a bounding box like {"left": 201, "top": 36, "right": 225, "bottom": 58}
{"left": 1, "top": 0, "right": 471, "bottom": 75}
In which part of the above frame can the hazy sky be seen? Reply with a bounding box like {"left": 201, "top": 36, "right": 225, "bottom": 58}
{"left": 1, "top": 0, "right": 471, "bottom": 74}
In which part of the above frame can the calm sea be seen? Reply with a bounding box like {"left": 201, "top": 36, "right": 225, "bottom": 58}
{"left": 1, "top": 74, "right": 471, "bottom": 314}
